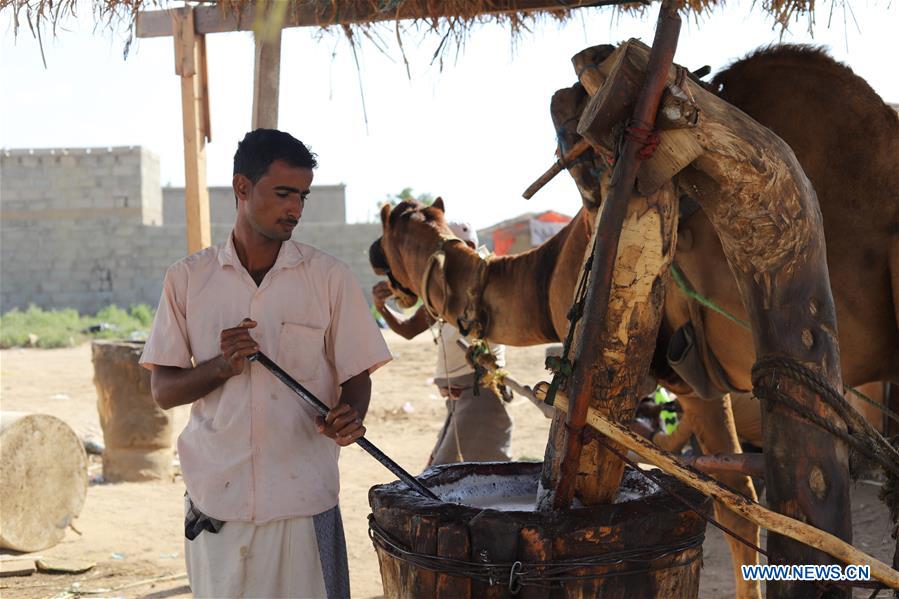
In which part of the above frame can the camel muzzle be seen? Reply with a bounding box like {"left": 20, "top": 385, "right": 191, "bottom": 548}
{"left": 368, "top": 238, "right": 418, "bottom": 300}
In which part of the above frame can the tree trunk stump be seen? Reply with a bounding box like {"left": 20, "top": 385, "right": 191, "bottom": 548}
{"left": 91, "top": 340, "right": 173, "bottom": 482}
{"left": 0, "top": 412, "right": 87, "bottom": 552}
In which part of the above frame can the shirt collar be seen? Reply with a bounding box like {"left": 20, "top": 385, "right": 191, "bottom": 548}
{"left": 218, "top": 231, "right": 305, "bottom": 271}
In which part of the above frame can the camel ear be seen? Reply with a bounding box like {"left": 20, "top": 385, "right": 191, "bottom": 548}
{"left": 431, "top": 197, "right": 445, "bottom": 213}
{"left": 380, "top": 203, "right": 392, "bottom": 227}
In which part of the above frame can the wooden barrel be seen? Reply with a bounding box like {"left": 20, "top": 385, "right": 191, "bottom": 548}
{"left": 369, "top": 462, "right": 709, "bottom": 598}
{"left": 0, "top": 412, "right": 88, "bottom": 552}
{"left": 91, "top": 340, "right": 173, "bottom": 482}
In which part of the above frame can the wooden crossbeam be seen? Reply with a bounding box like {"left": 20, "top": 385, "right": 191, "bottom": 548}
{"left": 136, "top": 0, "right": 617, "bottom": 38}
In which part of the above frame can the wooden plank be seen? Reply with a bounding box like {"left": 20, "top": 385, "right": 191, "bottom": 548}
{"left": 436, "top": 523, "right": 471, "bottom": 599}
{"left": 409, "top": 514, "right": 438, "bottom": 597}
{"left": 468, "top": 510, "right": 520, "bottom": 598}
{"left": 172, "top": 7, "right": 212, "bottom": 255}
{"left": 252, "top": 28, "right": 282, "bottom": 130}
{"left": 137, "top": 0, "right": 616, "bottom": 38}
{"left": 518, "top": 527, "right": 551, "bottom": 599}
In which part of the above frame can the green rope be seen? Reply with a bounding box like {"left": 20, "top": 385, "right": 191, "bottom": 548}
{"left": 669, "top": 263, "right": 750, "bottom": 329}
{"left": 669, "top": 263, "right": 899, "bottom": 426}
{"left": 846, "top": 385, "right": 899, "bottom": 426}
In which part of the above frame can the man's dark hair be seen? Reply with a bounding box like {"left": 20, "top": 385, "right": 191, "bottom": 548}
{"left": 233, "top": 129, "right": 318, "bottom": 184}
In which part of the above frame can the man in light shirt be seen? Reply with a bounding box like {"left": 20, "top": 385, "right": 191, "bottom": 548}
{"left": 140, "top": 129, "right": 392, "bottom": 598}
{"left": 372, "top": 221, "right": 513, "bottom": 466}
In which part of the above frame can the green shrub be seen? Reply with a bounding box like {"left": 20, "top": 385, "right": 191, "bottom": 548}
{"left": 0, "top": 304, "right": 156, "bottom": 349}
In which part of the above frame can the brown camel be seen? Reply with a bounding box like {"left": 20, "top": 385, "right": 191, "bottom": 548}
{"left": 369, "top": 46, "right": 899, "bottom": 598}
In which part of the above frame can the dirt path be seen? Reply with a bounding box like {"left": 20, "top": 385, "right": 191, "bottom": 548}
{"left": 1, "top": 333, "right": 892, "bottom": 597}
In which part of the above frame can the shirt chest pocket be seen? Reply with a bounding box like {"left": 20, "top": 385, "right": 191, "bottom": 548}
{"left": 277, "top": 322, "right": 326, "bottom": 383}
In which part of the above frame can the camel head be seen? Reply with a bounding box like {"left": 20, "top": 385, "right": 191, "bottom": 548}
{"left": 369, "top": 197, "right": 455, "bottom": 309}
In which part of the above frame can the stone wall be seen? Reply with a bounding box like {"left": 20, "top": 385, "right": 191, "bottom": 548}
{"left": 1, "top": 147, "right": 381, "bottom": 314}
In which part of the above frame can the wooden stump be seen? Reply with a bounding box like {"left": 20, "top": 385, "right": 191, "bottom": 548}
{"left": 92, "top": 340, "right": 172, "bottom": 482}
{"left": 0, "top": 412, "right": 87, "bottom": 552}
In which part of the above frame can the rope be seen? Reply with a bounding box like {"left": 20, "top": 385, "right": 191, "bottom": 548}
{"left": 420, "top": 238, "right": 464, "bottom": 322}
{"left": 669, "top": 263, "right": 750, "bottom": 329}
{"left": 670, "top": 263, "right": 899, "bottom": 426}
{"left": 369, "top": 515, "right": 704, "bottom": 593}
{"left": 543, "top": 247, "right": 594, "bottom": 408}
{"left": 846, "top": 385, "right": 899, "bottom": 427}
{"left": 752, "top": 356, "right": 899, "bottom": 478}
{"left": 625, "top": 124, "right": 661, "bottom": 160}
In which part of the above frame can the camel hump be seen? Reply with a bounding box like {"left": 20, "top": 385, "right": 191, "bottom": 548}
{"left": 712, "top": 44, "right": 898, "bottom": 125}
{"left": 710, "top": 43, "right": 899, "bottom": 222}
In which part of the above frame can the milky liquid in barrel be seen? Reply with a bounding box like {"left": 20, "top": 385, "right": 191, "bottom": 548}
{"left": 432, "top": 472, "right": 658, "bottom": 511}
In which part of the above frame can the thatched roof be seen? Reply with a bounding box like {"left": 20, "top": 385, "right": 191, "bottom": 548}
{"left": 6, "top": 0, "right": 859, "bottom": 42}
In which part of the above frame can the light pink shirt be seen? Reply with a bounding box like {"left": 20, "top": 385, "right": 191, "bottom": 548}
{"left": 140, "top": 233, "right": 392, "bottom": 523}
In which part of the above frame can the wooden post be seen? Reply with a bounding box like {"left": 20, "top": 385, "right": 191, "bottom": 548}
{"left": 172, "top": 7, "right": 212, "bottom": 255}
{"left": 92, "top": 341, "right": 173, "bottom": 482}
{"left": 251, "top": 27, "right": 282, "bottom": 130}
{"left": 538, "top": 1, "right": 682, "bottom": 511}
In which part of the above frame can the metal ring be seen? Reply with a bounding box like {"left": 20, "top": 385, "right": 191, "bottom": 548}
{"left": 508, "top": 560, "right": 522, "bottom": 595}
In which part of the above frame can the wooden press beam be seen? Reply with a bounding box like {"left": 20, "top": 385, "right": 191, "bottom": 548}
{"left": 136, "top": 0, "right": 619, "bottom": 38}
{"left": 172, "top": 7, "right": 212, "bottom": 254}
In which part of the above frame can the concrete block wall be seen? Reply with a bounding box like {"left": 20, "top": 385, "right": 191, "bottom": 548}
{"left": 162, "top": 183, "right": 347, "bottom": 225}
{"left": 1, "top": 147, "right": 161, "bottom": 226}
{"left": 1, "top": 148, "right": 381, "bottom": 314}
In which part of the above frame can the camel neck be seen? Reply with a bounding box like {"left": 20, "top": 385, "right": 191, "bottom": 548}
{"left": 421, "top": 236, "right": 563, "bottom": 346}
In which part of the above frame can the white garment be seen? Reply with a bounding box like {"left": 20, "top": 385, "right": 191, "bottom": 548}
{"left": 185, "top": 512, "right": 327, "bottom": 599}
{"left": 140, "top": 233, "right": 391, "bottom": 523}
{"left": 434, "top": 323, "right": 505, "bottom": 379}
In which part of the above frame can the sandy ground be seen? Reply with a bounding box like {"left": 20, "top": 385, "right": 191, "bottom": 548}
{"left": 1, "top": 331, "right": 893, "bottom": 598}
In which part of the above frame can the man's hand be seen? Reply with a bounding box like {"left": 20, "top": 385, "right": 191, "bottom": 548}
{"left": 316, "top": 403, "right": 365, "bottom": 447}
{"left": 217, "top": 318, "right": 259, "bottom": 378}
{"left": 371, "top": 281, "right": 393, "bottom": 312}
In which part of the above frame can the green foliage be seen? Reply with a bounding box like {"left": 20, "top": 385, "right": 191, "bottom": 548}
{"left": 383, "top": 187, "right": 434, "bottom": 208}
{"left": 0, "top": 304, "right": 156, "bottom": 349}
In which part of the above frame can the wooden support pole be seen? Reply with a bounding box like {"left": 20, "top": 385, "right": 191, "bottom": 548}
{"left": 252, "top": 27, "right": 282, "bottom": 130}
{"left": 538, "top": 1, "right": 681, "bottom": 512}
{"left": 172, "top": 7, "right": 211, "bottom": 255}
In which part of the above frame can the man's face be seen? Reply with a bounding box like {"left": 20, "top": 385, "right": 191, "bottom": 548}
{"left": 234, "top": 159, "right": 314, "bottom": 242}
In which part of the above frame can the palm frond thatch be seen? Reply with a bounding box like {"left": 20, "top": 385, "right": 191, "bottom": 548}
{"left": 4, "top": 0, "right": 857, "bottom": 41}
